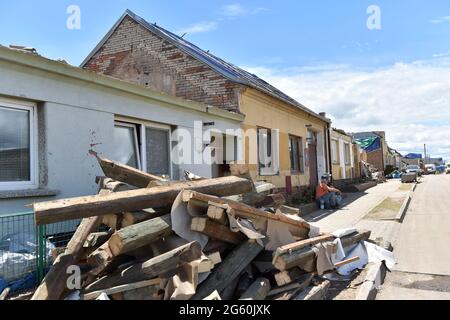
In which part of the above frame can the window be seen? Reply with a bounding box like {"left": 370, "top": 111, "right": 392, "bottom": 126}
{"left": 113, "top": 122, "right": 141, "bottom": 169}
{"left": 344, "top": 143, "right": 351, "bottom": 165}
{"left": 145, "top": 127, "right": 170, "bottom": 176}
{"left": 331, "top": 139, "right": 339, "bottom": 164}
{"left": 257, "top": 127, "right": 279, "bottom": 176}
{"left": 0, "top": 100, "right": 37, "bottom": 191}
{"left": 289, "top": 135, "right": 304, "bottom": 173}
{"left": 113, "top": 120, "right": 171, "bottom": 177}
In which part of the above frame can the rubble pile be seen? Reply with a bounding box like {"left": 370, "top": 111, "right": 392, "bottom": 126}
{"left": 30, "top": 156, "right": 377, "bottom": 301}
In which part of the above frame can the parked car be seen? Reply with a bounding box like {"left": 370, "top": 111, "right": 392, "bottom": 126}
{"left": 405, "top": 165, "right": 422, "bottom": 176}
{"left": 446, "top": 164, "right": 450, "bottom": 174}
{"left": 425, "top": 164, "right": 437, "bottom": 175}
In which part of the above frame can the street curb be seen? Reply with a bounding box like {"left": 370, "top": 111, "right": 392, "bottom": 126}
{"left": 395, "top": 193, "right": 412, "bottom": 223}
{"left": 355, "top": 262, "right": 387, "bottom": 300}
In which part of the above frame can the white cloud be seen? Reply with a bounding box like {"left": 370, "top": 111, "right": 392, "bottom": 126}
{"left": 219, "top": 3, "right": 268, "bottom": 18}
{"left": 241, "top": 59, "right": 450, "bottom": 161}
{"left": 177, "top": 21, "right": 217, "bottom": 35}
{"left": 430, "top": 16, "right": 450, "bottom": 24}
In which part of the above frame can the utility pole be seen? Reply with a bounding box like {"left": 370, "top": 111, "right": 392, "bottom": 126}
{"left": 424, "top": 144, "right": 427, "bottom": 164}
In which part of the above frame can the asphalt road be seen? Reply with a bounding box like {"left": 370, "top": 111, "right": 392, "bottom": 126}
{"left": 377, "top": 174, "right": 450, "bottom": 299}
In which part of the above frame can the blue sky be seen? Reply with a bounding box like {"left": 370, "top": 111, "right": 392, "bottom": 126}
{"left": 1, "top": 0, "right": 449, "bottom": 67}
{"left": 1, "top": 1, "right": 450, "bottom": 160}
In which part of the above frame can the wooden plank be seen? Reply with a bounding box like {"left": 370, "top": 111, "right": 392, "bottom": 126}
{"left": 182, "top": 191, "right": 310, "bottom": 232}
{"left": 84, "top": 232, "right": 111, "bottom": 249}
{"left": 275, "top": 234, "right": 334, "bottom": 256}
{"left": 0, "top": 287, "right": 10, "bottom": 300}
{"left": 84, "top": 241, "right": 202, "bottom": 292}
{"left": 191, "top": 217, "right": 245, "bottom": 245}
{"left": 97, "top": 156, "right": 165, "bottom": 187}
{"left": 31, "top": 216, "right": 103, "bottom": 300}
{"left": 274, "top": 267, "right": 305, "bottom": 287}
{"left": 34, "top": 176, "right": 253, "bottom": 225}
{"left": 294, "top": 280, "right": 330, "bottom": 300}
{"left": 121, "top": 210, "right": 162, "bottom": 228}
{"left": 191, "top": 240, "right": 263, "bottom": 300}
{"left": 81, "top": 278, "right": 161, "bottom": 300}
{"left": 88, "top": 215, "right": 172, "bottom": 276}
{"left": 239, "top": 278, "right": 271, "bottom": 300}
{"left": 272, "top": 274, "right": 313, "bottom": 300}
{"left": 273, "top": 230, "right": 371, "bottom": 271}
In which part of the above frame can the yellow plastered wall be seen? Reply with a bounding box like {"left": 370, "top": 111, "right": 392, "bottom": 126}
{"left": 331, "top": 129, "right": 354, "bottom": 180}
{"left": 239, "top": 88, "right": 328, "bottom": 189}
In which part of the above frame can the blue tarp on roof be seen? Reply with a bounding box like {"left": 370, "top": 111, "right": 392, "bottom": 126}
{"left": 354, "top": 136, "right": 381, "bottom": 152}
{"left": 404, "top": 153, "right": 422, "bottom": 159}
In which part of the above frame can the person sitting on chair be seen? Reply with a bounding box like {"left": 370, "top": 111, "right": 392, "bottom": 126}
{"left": 316, "top": 176, "right": 342, "bottom": 209}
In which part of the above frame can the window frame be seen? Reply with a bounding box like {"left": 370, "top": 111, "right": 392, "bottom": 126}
{"left": 331, "top": 139, "right": 339, "bottom": 164}
{"left": 257, "top": 127, "right": 279, "bottom": 176}
{"left": 0, "top": 99, "right": 38, "bottom": 191}
{"left": 344, "top": 142, "right": 351, "bottom": 165}
{"left": 289, "top": 135, "right": 305, "bottom": 174}
{"left": 114, "top": 117, "right": 172, "bottom": 178}
{"left": 114, "top": 121, "right": 142, "bottom": 170}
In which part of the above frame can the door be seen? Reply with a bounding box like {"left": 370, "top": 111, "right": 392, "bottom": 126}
{"left": 309, "top": 143, "right": 318, "bottom": 187}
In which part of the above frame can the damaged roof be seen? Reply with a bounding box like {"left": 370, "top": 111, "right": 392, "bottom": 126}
{"left": 81, "top": 10, "right": 330, "bottom": 123}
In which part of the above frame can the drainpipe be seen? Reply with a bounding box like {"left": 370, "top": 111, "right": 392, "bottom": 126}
{"left": 320, "top": 112, "right": 333, "bottom": 182}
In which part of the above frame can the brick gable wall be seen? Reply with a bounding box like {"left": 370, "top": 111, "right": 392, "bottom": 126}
{"left": 84, "top": 16, "right": 242, "bottom": 112}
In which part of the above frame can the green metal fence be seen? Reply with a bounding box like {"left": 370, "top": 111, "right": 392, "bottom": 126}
{"left": 0, "top": 211, "right": 81, "bottom": 293}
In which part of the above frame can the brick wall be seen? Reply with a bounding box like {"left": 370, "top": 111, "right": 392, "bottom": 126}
{"left": 84, "top": 16, "right": 242, "bottom": 112}
{"left": 366, "top": 148, "right": 384, "bottom": 172}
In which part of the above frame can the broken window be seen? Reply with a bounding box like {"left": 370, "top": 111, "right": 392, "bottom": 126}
{"left": 289, "top": 135, "right": 304, "bottom": 173}
{"left": 113, "top": 122, "right": 141, "bottom": 169}
{"left": 0, "top": 100, "right": 37, "bottom": 190}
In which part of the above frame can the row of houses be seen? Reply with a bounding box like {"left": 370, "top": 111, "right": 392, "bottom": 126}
{"left": 0, "top": 10, "right": 395, "bottom": 215}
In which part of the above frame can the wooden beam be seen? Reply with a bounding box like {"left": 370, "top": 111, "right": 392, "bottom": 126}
{"left": 84, "top": 241, "right": 202, "bottom": 292}
{"left": 121, "top": 210, "right": 162, "bottom": 228}
{"left": 274, "top": 267, "right": 305, "bottom": 287}
{"left": 182, "top": 191, "right": 310, "bottom": 232}
{"left": 294, "top": 280, "right": 330, "bottom": 300}
{"left": 273, "top": 230, "right": 371, "bottom": 271}
{"left": 109, "top": 215, "right": 172, "bottom": 256}
{"left": 191, "top": 240, "right": 263, "bottom": 300}
{"left": 84, "top": 232, "right": 111, "bottom": 249}
{"left": 272, "top": 274, "right": 313, "bottom": 300}
{"left": 0, "top": 287, "right": 10, "bottom": 300}
{"left": 239, "top": 278, "right": 271, "bottom": 300}
{"left": 88, "top": 215, "right": 172, "bottom": 276}
{"left": 206, "top": 203, "right": 229, "bottom": 225}
{"left": 31, "top": 216, "right": 102, "bottom": 300}
{"left": 97, "top": 156, "right": 165, "bottom": 187}
{"left": 34, "top": 176, "right": 253, "bottom": 225}
{"left": 274, "top": 234, "right": 334, "bottom": 257}
{"left": 81, "top": 278, "right": 161, "bottom": 300}
{"left": 191, "top": 217, "right": 245, "bottom": 245}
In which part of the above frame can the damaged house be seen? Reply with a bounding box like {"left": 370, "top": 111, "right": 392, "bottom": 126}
{"left": 0, "top": 45, "right": 244, "bottom": 216}
{"left": 81, "top": 10, "right": 332, "bottom": 193}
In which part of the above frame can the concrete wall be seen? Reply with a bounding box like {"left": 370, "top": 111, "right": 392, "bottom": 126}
{"left": 0, "top": 57, "right": 241, "bottom": 215}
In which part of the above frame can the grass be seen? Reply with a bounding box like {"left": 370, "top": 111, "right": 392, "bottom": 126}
{"left": 399, "top": 184, "right": 413, "bottom": 191}
{"left": 365, "top": 196, "right": 404, "bottom": 220}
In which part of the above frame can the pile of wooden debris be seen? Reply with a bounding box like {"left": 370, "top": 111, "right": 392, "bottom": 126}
{"left": 30, "top": 156, "right": 371, "bottom": 301}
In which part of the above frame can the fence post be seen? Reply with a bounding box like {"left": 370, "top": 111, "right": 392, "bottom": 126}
{"left": 36, "top": 224, "right": 46, "bottom": 283}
